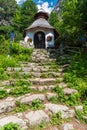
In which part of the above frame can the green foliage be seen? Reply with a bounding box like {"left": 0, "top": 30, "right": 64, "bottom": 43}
{"left": 14, "top": 101, "right": 28, "bottom": 112}
{"left": 50, "top": 0, "right": 87, "bottom": 46}
{"left": 10, "top": 80, "right": 31, "bottom": 96}
{"left": 10, "top": 86, "right": 31, "bottom": 96}
{"left": 0, "top": 0, "right": 18, "bottom": 20}
{"left": 31, "top": 100, "right": 44, "bottom": 110}
{"left": 50, "top": 112, "right": 62, "bottom": 126}
{"left": 15, "top": 80, "right": 31, "bottom": 86}
{"left": 64, "top": 54, "right": 87, "bottom": 102}
{"left": 83, "top": 100, "right": 87, "bottom": 114}
{"left": 20, "top": 0, "right": 37, "bottom": 31}
{"left": 0, "top": 122, "right": 20, "bottom": 130}
{"left": 0, "top": 66, "right": 9, "bottom": 80}
{"left": 0, "top": 56, "right": 17, "bottom": 69}
{"left": 0, "top": 40, "right": 9, "bottom": 54}
{"left": 0, "top": 26, "right": 14, "bottom": 39}
{"left": 52, "top": 86, "right": 79, "bottom": 106}
{"left": 0, "top": 0, "right": 18, "bottom": 38}
{"left": 0, "top": 89, "right": 8, "bottom": 99}
{"left": 75, "top": 110, "right": 87, "bottom": 124}
{"left": 49, "top": 12, "right": 60, "bottom": 31}
{"left": 12, "top": 42, "right": 33, "bottom": 55}
{"left": 0, "top": 35, "right": 5, "bottom": 43}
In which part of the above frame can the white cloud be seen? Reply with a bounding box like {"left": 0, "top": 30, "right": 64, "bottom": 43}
{"left": 15, "top": 0, "right": 20, "bottom": 4}
{"left": 37, "top": 2, "right": 53, "bottom": 14}
{"left": 15, "top": 0, "right": 26, "bottom": 4}
{"left": 15, "top": 0, "right": 53, "bottom": 13}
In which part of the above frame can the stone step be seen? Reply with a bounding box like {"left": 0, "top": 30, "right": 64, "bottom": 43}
{"left": 30, "top": 84, "right": 56, "bottom": 91}
{"left": 1, "top": 78, "right": 57, "bottom": 88}
{"left": 62, "top": 88, "right": 78, "bottom": 95}
{"left": 44, "top": 103, "right": 75, "bottom": 119}
{"left": 17, "top": 93, "right": 58, "bottom": 105}
{"left": 0, "top": 115, "right": 27, "bottom": 130}
{"left": 30, "top": 78, "right": 57, "bottom": 85}
{"left": 6, "top": 71, "right": 61, "bottom": 79}
{"left": 0, "top": 92, "right": 58, "bottom": 114}
{"left": 0, "top": 97, "right": 15, "bottom": 114}
{"left": 0, "top": 102, "right": 75, "bottom": 129}
{"left": 6, "top": 67, "right": 59, "bottom": 73}
{"left": 24, "top": 110, "right": 49, "bottom": 126}
{"left": 30, "top": 82, "right": 67, "bottom": 91}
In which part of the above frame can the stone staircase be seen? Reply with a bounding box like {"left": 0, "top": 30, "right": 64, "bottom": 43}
{"left": 0, "top": 49, "right": 86, "bottom": 130}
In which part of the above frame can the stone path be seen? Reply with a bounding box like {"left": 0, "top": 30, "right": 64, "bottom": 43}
{"left": 0, "top": 49, "right": 87, "bottom": 130}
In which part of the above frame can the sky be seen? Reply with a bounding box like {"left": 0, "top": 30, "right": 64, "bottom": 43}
{"left": 15, "top": 0, "right": 58, "bottom": 13}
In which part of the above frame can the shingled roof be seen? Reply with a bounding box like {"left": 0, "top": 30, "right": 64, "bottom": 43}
{"left": 25, "top": 18, "right": 54, "bottom": 31}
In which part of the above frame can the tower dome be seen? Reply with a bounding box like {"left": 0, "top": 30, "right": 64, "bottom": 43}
{"left": 34, "top": 8, "right": 49, "bottom": 20}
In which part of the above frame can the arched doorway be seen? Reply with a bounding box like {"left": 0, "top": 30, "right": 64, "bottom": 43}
{"left": 34, "top": 31, "right": 45, "bottom": 48}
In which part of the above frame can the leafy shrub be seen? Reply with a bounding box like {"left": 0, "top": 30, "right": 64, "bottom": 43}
{"left": 0, "top": 40, "right": 9, "bottom": 54}
{"left": 12, "top": 43, "right": 33, "bottom": 55}
{"left": 64, "top": 54, "right": 87, "bottom": 103}
{"left": 31, "top": 100, "right": 44, "bottom": 110}
{"left": 0, "top": 56, "right": 17, "bottom": 69}
{"left": 16, "top": 54, "right": 31, "bottom": 61}
{"left": 50, "top": 112, "right": 62, "bottom": 125}
{"left": 0, "top": 122, "right": 20, "bottom": 130}
{"left": 52, "top": 86, "right": 80, "bottom": 106}
{"left": 0, "top": 89, "right": 8, "bottom": 99}
{"left": 0, "top": 73, "right": 9, "bottom": 80}
{"left": 14, "top": 101, "right": 28, "bottom": 112}
{"left": 10, "top": 86, "right": 31, "bottom": 96}
{"left": 0, "top": 35, "right": 5, "bottom": 43}
{"left": 9, "top": 80, "right": 31, "bottom": 96}
{"left": 15, "top": 80, "right": 31, "bottom": 86}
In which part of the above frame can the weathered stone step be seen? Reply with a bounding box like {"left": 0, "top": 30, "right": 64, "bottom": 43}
{"left": 0, "top": 93, "right": 57, "bottom": 114}
{"left": 0, "top": 97, "right": 15, "bottom": 114}
{"left": 45, "top": 103, "right": 75, "bottom": 119}
{"left": 17, "top": 93, "right": 58, "bottom": 105}
{"left": 1, "top": 78, "right": 57, "bottom": 87}
{"left": 6, "top": 67, "right": 60, "bottom": 73}
{"left": 30, "top": 78, "right": 57, "bottom": 85}
{"left": 6, "top": 71, "right": 61, "bottom": 79}
{"left": 0, "top": 115, "right": 27, "bottom": 130}
{"left": 30, "top": 85, "right": 56, "bottom": 91}
{"left": 24, "top": 110, "right": 49, "bottom": 126}
{"left": 62, "top": 88, "right": 78, "bottom": 95}
{"left": 30, "top": 82, "right": 67, "bottom": 91}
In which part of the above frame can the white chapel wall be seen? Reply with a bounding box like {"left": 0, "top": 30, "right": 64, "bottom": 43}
{"left": 45, "top": 30, "right": 54, "bottom": 48}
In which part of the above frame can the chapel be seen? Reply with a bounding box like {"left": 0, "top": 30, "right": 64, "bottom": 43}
{"left": 23, "top": 8, "right": 59, "bottom": 49}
